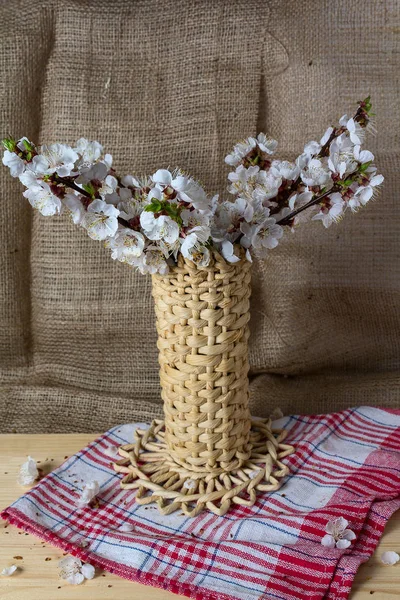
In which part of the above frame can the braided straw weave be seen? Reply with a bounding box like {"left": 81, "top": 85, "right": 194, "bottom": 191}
{"left": 114, "top": 251, "right": 294, "bottom": 516}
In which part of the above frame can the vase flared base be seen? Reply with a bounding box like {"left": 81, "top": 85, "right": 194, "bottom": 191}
{"left": 113, "top": 418, "right": 295, "bottom": 517}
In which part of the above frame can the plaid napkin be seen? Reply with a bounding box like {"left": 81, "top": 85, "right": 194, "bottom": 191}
{"left": 2, "top": 407, "right": 400, "bottom": 600}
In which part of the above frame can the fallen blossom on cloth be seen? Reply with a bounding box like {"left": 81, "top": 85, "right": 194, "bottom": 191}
{"left": 2, "top": 407, "right": 400, "bottom": 600}
{"left": 321, "top": 517, "right": 356, "bottom": 549}
{"left": 76, "top": 481, "right": 99, "bottom": 507}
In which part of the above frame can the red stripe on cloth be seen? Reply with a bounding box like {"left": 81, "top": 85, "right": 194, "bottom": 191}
{"left": 322, "top": 427, "right": 400, "bottom": 599}
{"left": 2, "top": 508, "right": 235, "bottom": 600}
{"left": 1, "top": 408, "right": 399, "bottom": 600}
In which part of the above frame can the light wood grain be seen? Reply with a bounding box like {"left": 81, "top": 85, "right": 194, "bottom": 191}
{"left": 0, "top": 435, "right": 398, "bottom": 599}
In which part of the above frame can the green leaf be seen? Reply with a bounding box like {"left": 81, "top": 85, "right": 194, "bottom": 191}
{"left": 82, "top": 182, "right": 95, "bottom": 197}
{"left": 359, "top": 161, "right": 372, "bottom": 173}
{"left": 144, "top": 199, "right": 162, "bottom": 213}
{"left": 1, "top": 137, "right": 16, "bottom": 152}
{"left": 361, "top": 95, "right": 372, "bottom": 114}
{"left": 22, "top": 138, "right": 34, "bottom": 152}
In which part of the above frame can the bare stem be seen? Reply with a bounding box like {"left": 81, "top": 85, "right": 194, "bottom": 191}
{"left": 276, "top": 187, "right": 338, "bottom": 226}
{"left": 55, "top": 176, "right": 132, "bottom": 229}
{"left": 56, "top": 176, "right": 91, "bottom": 198}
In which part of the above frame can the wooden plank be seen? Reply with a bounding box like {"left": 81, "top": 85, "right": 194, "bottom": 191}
{"left": 0, "top": 434, "right": 398, "bottom": 599}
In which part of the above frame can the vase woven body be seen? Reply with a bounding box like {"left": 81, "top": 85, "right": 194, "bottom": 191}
{"left": 115, "top": 251, "right": 294, "bottom": 517}
{"left": 153, "top": 251, "right": 252, "bottom": 475}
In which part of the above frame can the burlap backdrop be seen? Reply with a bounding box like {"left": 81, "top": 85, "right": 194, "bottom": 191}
{"left": 0, "top": 0, "right": 399, "bottom": 433}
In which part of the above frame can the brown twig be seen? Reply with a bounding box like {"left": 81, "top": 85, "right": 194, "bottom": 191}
{"left": 55, "top": 176, "right": 132, "bottom": 229}
{"left": 276, "top": 187, "right": 338, "bottom": 226}
{"left": 56, "top": 176, "right": 92, "bottom": 198}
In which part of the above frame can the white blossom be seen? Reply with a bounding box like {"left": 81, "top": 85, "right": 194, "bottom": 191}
{"left": 18, "top": 456, "right": 39, "bottom": 486}
{"left": 1, "top": 97, "right": 384, "bottom": 274}
{"left": 256, "top": 133, "right": 278, "bottom": 155}
{"left": 353, "top": 145, "right": 374, "bottom": 164}
{"left": 254, "top": 170, "right": 282, "bottom": 202}
{"left": 271, "top": 160, "right": 299, "bottom": 181}
{"left": 328, "top": 134, "right": 357, "bottom": 178}
{"left": 76, "top": 481, "right": 100, "bottom": 507}
{"left": 23, "top": 182, "right": 62, "bottom": 216}
{"left": 300, "top": 158, "right": 332, "bottom": 188}
{"left": 140, "top": 247, "right": 169, "bottom": 275}
{"left": 288, "top": 190, "right": 313, "bottom": 211}
{"left": 2, "top": 150, "right": 25, "bottom": 177}
{"left": 183, "top": 479, "right": 196, "bottom": 490}
{"left": 320, "top": 126, "right": 334, "bottom": 146}
{"left": 59, "top": 556, "right": 95, "bottom": 585}
{"left": 227, "top": 165, "right": 260, "bottom": 195}
{"left": 381, "top": 551, "right": 400, "bottom": 565}
{"left": 140, "top": 212, "right": 180, "bottom": 244}
{"left": 1, "top": 565, "right": 18, "bottom": 576}
{"left": 118, "top": 198, "right": 147, "bottom": 224}
{"left": 349, "top": 174, "right": 384, "bottom": 210}
{"left": 77, "top": 161, "right": 108, "bottom": 185}
{"left": 117, "top": 522, "right": 135, "bottom": 532}
{"left": 345, "top": 117, "right": 365, "bottom": 145}
{"left": 181, "top": 233, "right": 210, "bottom": 267}
{"left": 37, "top": 143, "right": 79, "bottom": 177}
{"left": 212, "top": 197, "right": 252, "bottom": 244}
{"left": 252, "top": 217, "right": 283, "bottom": 254}
{"left": 239, "top": 221, "right": 259, "bottom": 249}
{"left": 121, "top": 174, "right": 142, "bottom": 188}
{"left": 99, "top": 175, "right": 118, "bottom": 203}
{"left": 181, "top": 209, "right": 210, "bottom": 235}
{"left": 174, "top": 177, "right": 209, "bottom": 211}
{"left": 83, "top": 200, "right": 119, "bottom": 240}
{"left": 321, "top": 517, "right": 356, "bottom": 549}
{"left": 221, "top": 239, "right": 241, "bottom": 263}
{"left": 304, "top": 140, "right": 321, "bottom": 156}
{"left": 225, "top": 137, "right": 256, "bottom": 166}
{"left": 108, "top": 228, "right": 145, "bottom": 264}
{"left": 151, "top": 169, "right": 173, "bottom": 186}
{"left": 150, "top": 169, "right": 210, "bottom": 212}
{"left": 312, "top": 192, "right": 345, "bottom": 228}
{"left": 62, "top": 194, "right": 85, "bottom": 225}
{"left": 16, "top": 136, "right": 32, "bottom": 151}
{"left": 75, "top": 138, "right": 103, "bottom": 164}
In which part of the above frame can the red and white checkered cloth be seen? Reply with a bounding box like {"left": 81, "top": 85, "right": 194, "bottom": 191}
{"left": 2, "top": 407, "right": 400, "bottom": 600}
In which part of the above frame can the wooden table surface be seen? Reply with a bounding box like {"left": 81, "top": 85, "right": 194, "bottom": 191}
{"left": 0, "top": 434, "right": 398, "bottom": 599}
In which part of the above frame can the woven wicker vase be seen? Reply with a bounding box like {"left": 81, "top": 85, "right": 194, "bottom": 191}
{"left": 115, "top": 250, "right": 294, "bottom": 517}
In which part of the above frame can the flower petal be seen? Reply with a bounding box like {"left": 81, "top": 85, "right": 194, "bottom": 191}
{"left": 381, "top": 551, "right": 400, "bottom": 565}
{"left": 336, "top": 539, "right": 352, "bottom": 550}
{"left": 333, "top": 517, "right": 349, "bottom": 533}
{"left": 183, "top": 479, "right": 196, "bottom": 490}
{"left": 152, "top": 169, "right": 172, "bottom": 186}
{"left": 118, "top": 523, "right": 135, "bottom": 532}
{"left": 370, "top": 174, "right": 384, "bottom": 187}
{"left": 81, "top": 563, "right": 95, "bottom": 580}
{"left": 67, "top": 572, "right": 85, "bottom": 585}
{"left": 1, "top": 565, "right": 18, "bottom": 576}
{"left": 59, "top": 556, "right": 82, "bottom": 570}
{"left": 17, "top": 456, "right": 39, "bottom": 486}
{"left": 321, "top": 534, "right": 336, "bottom": 548}
{"left": 342, "top": 529, "right": 356, "bottom": 541}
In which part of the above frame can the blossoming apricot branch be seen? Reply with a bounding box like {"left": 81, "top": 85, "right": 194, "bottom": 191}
{"left": 2, "top": 96, "right": 383, "bottom": 274}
